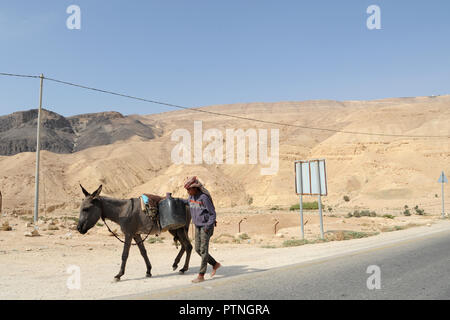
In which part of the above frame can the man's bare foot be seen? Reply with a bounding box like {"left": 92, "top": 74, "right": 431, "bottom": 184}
{"left": 192, "top": 275, "right": 205, "bottom": 283}
{"left": 211, "top": 262, "right": 221, "bottom": 277}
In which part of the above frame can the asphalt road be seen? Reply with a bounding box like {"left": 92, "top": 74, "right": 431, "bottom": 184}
{"left": 123, "top": 229, "right": 450, "bottom": 300}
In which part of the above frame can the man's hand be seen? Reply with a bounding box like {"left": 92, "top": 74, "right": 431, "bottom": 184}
{"left": 203, "top": 225, "right": 213, "bottom": 233}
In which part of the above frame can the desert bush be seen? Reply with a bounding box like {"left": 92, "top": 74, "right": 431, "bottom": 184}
{"left": 305, "top": 201, "right": 320, "bottom": 210}
{"left": 213, "top": 233, "right": 234, "bottom": 244}
{"left": 382, "top": 223, "right": 419, "bottom": 233}
{"left": 325, "top": 230, "right": 375, "bottom": 241}
{"left": 20, "top": 216, "right": 34, "bottom": 223}
{"left": 261, "top": 245, "right": 278, "bottom": 249}
{"left": 147, "top": 236, "right": 163, "bottom": 244}
{"left": 383, "top": 214, "right": 395, "bottom": 219}
{"left": 359, "top": 210, "right": 376, "bottom": 217}
{"left": 346, "top": 210, "right": 376, "bottom": 218}
{"left": 414, "top": 205, "right": 425, "bottom": 215}
{"left": 382, "top": 226, "right": 404, "bottom": 232}
{"left": 282, "top": 239, "right": 309, "bottom": 247}
{"left": 238, "top": 233, "right": 250, "bottom": 240}
{"left": 343, "top": 195, "right": 350, "bottom": 202}
{"left": 344, "top": 231, "right": 372, "bottom": 239}
{"left": 65, "top": 216, "right": 79, "bottom": 223}
{"left": 290, "top": 201, "right": 320, "bottom": 211}
{"left": 403, "top": 209, "right": 411, "bottom": 216}
{"left": 360, "top": 210, "right": 371, "bottom": 217}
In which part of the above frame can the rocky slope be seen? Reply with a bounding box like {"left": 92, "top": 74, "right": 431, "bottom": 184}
{"left": 0, "top": 109, "right": 157, "bottom": 156}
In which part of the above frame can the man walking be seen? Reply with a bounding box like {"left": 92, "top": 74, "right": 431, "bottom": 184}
{"left": 183, "top": 176, "right": 221, "bottom": 283}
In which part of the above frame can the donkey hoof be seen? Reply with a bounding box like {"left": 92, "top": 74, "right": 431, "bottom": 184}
{"left": 114, "top": 277, "right": 121, "bottom": 282}
{"left": 146, "top": 272, "right": 152, "bottom": 278}
{"left": 179, "top": 268, "right": 188, "bottom": 274}
{"left": 172, "top": 266, "right": 178, "bottom": 271}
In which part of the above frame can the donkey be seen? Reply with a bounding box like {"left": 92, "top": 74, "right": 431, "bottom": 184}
{"left": 77, "top": 184, "right": 193, "bottom": 281}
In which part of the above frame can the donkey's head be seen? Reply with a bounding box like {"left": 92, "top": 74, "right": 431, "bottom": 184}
{"left": 77, "top": 184, "right": 103, "bottom": 234}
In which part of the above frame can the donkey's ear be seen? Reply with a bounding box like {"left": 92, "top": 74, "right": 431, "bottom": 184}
{"left": 80, "top": 184, "right": 90, "bottom": 198}
{"left": 92, "top": 185, "right": 103, "bottom": 198}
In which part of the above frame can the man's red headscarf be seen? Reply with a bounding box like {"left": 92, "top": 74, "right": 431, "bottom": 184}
{"left": 184, "top": 176, "right": 215, "bottom": 208}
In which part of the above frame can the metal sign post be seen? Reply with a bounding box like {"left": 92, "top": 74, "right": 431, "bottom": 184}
{"left": 299, "top": 194, "right": 304, "bottom": 239}
{"left": 34, "top": 74, "right": 44, "bottom": 228}
{"left": 295, "top": 159, "right": 327, "bottom": 239}
{"left": 315, "top": 161, "right": 324, "bottom": 238}
{"left": 295, "top": 161, "right": 305, "bottom": 239}
{"left": 438, "top": 171, "right": 448, "bottom": 218}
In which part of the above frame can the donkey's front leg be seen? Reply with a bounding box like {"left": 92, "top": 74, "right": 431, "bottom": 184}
{"left": 134, "top": 234, "right": 152, "bottom": 277}
{"left": 114, "top": 234, "right": 132, "bottom": 281}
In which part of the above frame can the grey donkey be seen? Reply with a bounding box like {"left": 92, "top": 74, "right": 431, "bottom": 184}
{"left": 77, "top": 184, "right": 193, "bottom": 281}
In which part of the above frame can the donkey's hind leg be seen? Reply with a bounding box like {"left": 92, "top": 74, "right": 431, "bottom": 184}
{"left": 169, "top": 229, "right": 185, "bottom": 272}
{"left": 178, "top": 227, "right": 193, "bottom": 274}
{"left": 134, "top": 234, "right": 152, "bottom": 277}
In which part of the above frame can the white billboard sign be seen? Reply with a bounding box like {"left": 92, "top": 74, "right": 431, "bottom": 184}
{"left": 295, "top": 159, "right": 327, "bottom": 196}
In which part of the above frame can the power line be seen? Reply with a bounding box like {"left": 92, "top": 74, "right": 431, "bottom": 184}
{"left": 0, "top": 72, "right": 40, "bottom": 79}
{"left": 1, "top": 71, "right": 449, "bottom": 139}
{"left": 43, "top": 76, "right": 450, "bottom": 139}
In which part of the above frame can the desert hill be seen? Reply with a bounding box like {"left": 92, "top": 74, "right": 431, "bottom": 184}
{"left": 0, "top": 95, "right": 448, "bottom": 214}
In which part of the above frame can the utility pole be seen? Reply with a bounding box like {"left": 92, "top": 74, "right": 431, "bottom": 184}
{"left": 438, "top": 171, "right": 448, "bottom": 218}
{"left": 34, "top": 74, "right": 44, "bottom": 228}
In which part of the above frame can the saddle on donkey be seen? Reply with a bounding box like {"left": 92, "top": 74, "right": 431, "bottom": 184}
{"left": 140, "top": 194, "right": 163, "bottom": 217}
{"left": 141, "top": 193, "right": 189, "bottom": 233}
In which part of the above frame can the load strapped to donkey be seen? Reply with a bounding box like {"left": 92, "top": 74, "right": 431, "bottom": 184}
{"left": 141, "top": 192, "right": 188, "bottom": 233}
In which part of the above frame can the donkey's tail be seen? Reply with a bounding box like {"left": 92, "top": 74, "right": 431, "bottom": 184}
{"left": 172, "top": 206, "right": 190, "bottom": 248}
{"left": 185, "top": 205, "right": 191, "bottom": 237}
{"left": 173, "top": 233, "right": 180, "bottom": 249}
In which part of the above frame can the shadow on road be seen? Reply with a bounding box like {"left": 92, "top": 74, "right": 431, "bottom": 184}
{"left": 116, "top": 264, "right": 267, "bottom": 283}
{"left": 209, "top": 264, "right": 268, "bottom": 280}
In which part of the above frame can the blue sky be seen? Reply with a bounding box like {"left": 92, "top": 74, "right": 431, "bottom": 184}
{"left": 1, "top": 0, "right": 449, "bottom": 117}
